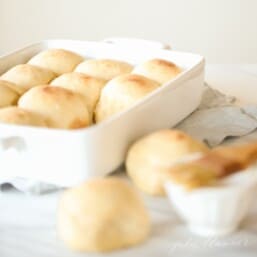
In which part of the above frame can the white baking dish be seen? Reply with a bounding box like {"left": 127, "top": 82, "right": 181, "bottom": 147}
{"left": 0, "top": 39, "right": 204, "bottom": 187}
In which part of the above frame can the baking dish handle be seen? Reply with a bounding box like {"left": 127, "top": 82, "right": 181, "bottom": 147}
{"left": 0, "top": 136, "right": 26, "bottom": 154}
{"left": 103, "top": 37, "right": 171, "bottom": 50}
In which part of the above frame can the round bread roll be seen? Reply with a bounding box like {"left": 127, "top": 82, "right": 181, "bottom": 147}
{"left": 0, "top": 80, "right": 19, "bottom": 107}
{"left": 132, "top": 58, "right": 182, "bottom": 84}
{"left": 58, "top": 177, "right": 150, "bottom": 252}
{"left": 75, "top": 59, "right": 133, "bottom": 81}
{"left": 0, "top": 106, "right": 48, "bottom": 127}
{"left": 1, "top": 64, "right": 56, "bottom": 94}
{"left": 94, "top": 74, "right": 160, "bottom": 123}
{"left": 18, "top": 86, "right": 90, "bottom": 129}
{"left": 126, "top": 129, "right": 209, "bottom": 196}
{"left": 28, "top": 49, "right": 84, "bottom": 75}
{"left": 50, "top": 72, "right": 106, "bottom": 115}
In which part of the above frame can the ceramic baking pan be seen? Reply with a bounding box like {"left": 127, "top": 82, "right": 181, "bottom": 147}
{"left": 0, "top": 39, "right": 204, "bottom": 186}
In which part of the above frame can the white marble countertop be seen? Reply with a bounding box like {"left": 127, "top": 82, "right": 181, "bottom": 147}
{"left": 1, "top": 64, "right": 257, "bottom": 257}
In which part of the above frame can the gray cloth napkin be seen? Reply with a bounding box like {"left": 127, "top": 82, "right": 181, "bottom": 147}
{"left": 2, "top": 85, "right": 257, "bottom": 194}
{"left": 176, "top": 85, "right": 257, "bottom": 146}
{"left": 0, "top": 178, "right": 58, "bottom": 194}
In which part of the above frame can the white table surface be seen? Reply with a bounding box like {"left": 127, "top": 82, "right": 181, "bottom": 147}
{"left": 1, "top": 64, "right": 257, "bottom": 257}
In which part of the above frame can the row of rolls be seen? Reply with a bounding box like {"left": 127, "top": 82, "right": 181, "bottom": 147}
{"left": 0, "top": 48, "right": 181, "bottom": 129}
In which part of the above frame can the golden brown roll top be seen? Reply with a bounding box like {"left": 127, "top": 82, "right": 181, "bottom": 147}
{"left": 75, "top": 59, "right": 133, "bottom": 81}
{"left": 132, "top": 58, "right": 182, "bottom": 84}
{"left": 212, "top": 143, "right": 257, "bottom": 168}
{"left": 167, "top": 141, "right": 257, "bottom": 190}
{"left": 166, "top": 163, "right": 218, "bottom": 190}
{"left": 126, "top": 129, "right": 209, "bottom": 195}
{"left": 50, "top": 72, "right": 106, "bottom": 115}
{"left": 1, "top": 64, "right": 56, "bottom": 94}
{"left": 0, "top": 80, "right": 19, "bottom": 107}
{"left": 28, "top": 48, "right": 84, "bottom": 75}
{"left": 95, "top": 74, "right": 160, "bottom": 123}
{"left": 58, "top": 177, "right": 150, "bottom": 252}
{"left": 18, "top": 86, "right": 91, "bottom": 129}
{"left": 0, "top": 106, "right": 48, "bottom": 127}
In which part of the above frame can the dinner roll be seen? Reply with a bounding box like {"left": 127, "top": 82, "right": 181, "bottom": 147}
{"left": 95, "top": 74, "right": 160, "bottom": 123}
{"left": 18, "top": 86, "right": 90, "bottom": 129}
{"left": 132, "top": 59, "right": 182, "bottom": 84}
{"left": 1, "top": 64, "right": 56, "bottom": 94}
{"left": 75, "top": 59, "right": 133, "bottom": 81}
{"left": 0, "top": 106, "right": 48, "bottom": 127}
{"left": 58, "top": 177, "right": 150, "bottom": 252}
{"left": 0, "top": 80, "right": 19, "bottom": 107}
{"left": 51, "top": 72, "right": 106, "bottom": 114}
{"left": 126, "top": 129, "right": 209, "bottom": 196}
{"left": 28, "top": 49, "right": 84, "bottom": 75}
{"left": 167, "top": 163, "right": 217, "bottom": 190}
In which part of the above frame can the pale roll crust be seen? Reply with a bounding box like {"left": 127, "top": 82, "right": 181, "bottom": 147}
{"left": 126, "top": 129, "right": 209, "bottom": 196}
{"left": 51, "top": 72, "right": 106, "bottom": 115}
{"left": 95, "top": 74, "right": 160, "bottom": 123}
{"left": 58, "top": 177, "right": 150, "bottom": 252}
{"left": 28, "top": 49, "right": 84, "bottom": 75}
{"left": 1, "top": 64, "right": 56, "bottom": 94}
{"left": 0, "top": 106, "right": 48, "bottom": 127}
{"left": 18, "top": 86, "right": 90, "bottom": 129}
{"left": 0, "top": 80, "right": 19, "bottom": 107}
{"left": 75, "top": 59, "right": 133, "bottom": 81}
{"left": 132, "top": 58, "right": 182, "bottom": 84}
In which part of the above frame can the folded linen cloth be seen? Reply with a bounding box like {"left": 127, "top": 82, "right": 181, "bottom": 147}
{"left": 176, "top": 85, "right": 257, "bottom": 146}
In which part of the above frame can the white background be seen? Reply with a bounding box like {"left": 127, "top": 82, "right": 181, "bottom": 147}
{"left": 0, "top": 0, "right": 256, "bottom": 63}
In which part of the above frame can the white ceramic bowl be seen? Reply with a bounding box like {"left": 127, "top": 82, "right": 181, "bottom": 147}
{"left": 165, "top": 168, "right": 257, "bottom": 237}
